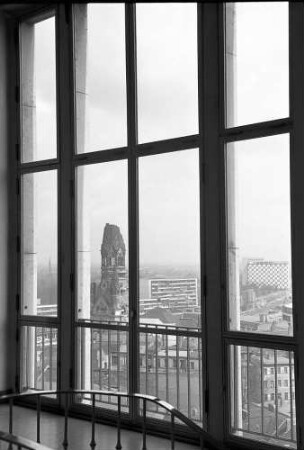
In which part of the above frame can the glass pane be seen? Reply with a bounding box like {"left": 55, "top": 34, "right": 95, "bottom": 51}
{"left": 139, "top": 149, "right": 200, "bottom": 329}
{"left": 226, "top": 135, "right": 292, "bottom": 335}
{"left": 76, "top": 161, "right": 128, "bottom": 323}
{"left": 76, "top": 327, "right": 128, "bottom": 411}
{"left": 230, "top": 345, "right": 296, "bottom": 448}
{"left": 137, "top": 4, "right": 198, "bottom": 143}
{"left": 139, "top": 332, "right": 203, "bottom": 424}
{"left": 20, "top": 326, "right": 58, "bottom": 391}
{"left": 21, "top": 171, "right": 58, "bottom": 316}
{"left": 74, "top": 4, "right": 127, "bottom": 153}
{"left": 20, "top": 15, "right": 57, "bottom": 162}
{"left": 225, "top": 2, "right": 289, "bottom": 127}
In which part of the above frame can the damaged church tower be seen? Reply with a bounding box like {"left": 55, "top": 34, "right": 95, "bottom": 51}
{"left": 93, "top": 223, "right": 127, "bottom": 319}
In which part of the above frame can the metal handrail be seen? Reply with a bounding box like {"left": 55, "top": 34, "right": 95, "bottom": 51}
{"left": 0, "top": 390, "right": 225, "bottom": 450}
{"left": 0, "top": 430, "right": 53, "bottom": 450}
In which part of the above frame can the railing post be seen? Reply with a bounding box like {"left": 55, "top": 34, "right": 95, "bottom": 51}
{"left": 116, "top": 395, "right": 122, "bottom": 450}
{"left": 90, "top": 393, "right": 96, "bottom": 449}
{"left": 8, "top": 397, "right": 13, "bottom": 450}
{"left": 170, "top": 414, "right": 175, "bottom": 450}
{"left": 37, "top": 395, "right": 41, "bottom": 443}
{"left": 62, "top": 392, "right": 69, "bottom": 449}
{"left": 9, "top": 398, "right": 13, "bottom": 434}
{"left": 142, "top": 398, "right": 147, "bottom": 450}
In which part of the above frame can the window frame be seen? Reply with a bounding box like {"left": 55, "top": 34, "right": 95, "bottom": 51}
{"left": 8, "top": 2, "right": 304, "bottom": 449}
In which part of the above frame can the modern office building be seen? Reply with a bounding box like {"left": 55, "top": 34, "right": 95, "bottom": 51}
{"left": 246, "top": 260, "right": 290, "bottom": 290}
{"left": 149, "top": 278, "right": 198, "bottom": 312}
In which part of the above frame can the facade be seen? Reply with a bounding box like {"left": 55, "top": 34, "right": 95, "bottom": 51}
{"left": 246, "top": 260, "right": 290, "bottom": 290}
{"left": 149, "top": 278, "right": 198, "bottom": 312}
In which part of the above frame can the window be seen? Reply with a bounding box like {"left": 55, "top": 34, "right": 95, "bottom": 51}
{"left": 13, "top": 2, "right": 304, "bottom": 450}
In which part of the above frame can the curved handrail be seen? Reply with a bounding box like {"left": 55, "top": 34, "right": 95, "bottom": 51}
{"left": 0, "top": 390, "right": 225, "bottom": 450}
{"left": 0, "top": 430, "right": 53, "bottom": 450}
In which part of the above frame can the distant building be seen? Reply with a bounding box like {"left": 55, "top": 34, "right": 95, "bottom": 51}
{"left": 37, "top": 304, "right": 57, "bottom": 316}
{"left": 92, "top": 223, "right": 128, "bottom": 319}
{"left": 282, "top": 303, "right": 293, "bottom": 324}
{"left": 246, "top": 260, "right": 290, "bottom": 290}
{"left": 149, "top": 278, "right": 198, "bottom": 312}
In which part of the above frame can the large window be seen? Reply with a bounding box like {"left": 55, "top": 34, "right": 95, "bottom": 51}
{"left": 15, "top": 2, "right": 304, "bottom": 449}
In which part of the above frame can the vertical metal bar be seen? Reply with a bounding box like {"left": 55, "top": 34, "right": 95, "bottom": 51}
{"left": 34, "top": 328, "right": 37, "bottom": 389}
{"left": 170, "top": 414, "right": 175, "bottom": 450}
{"left": 246, "top": 347, "right": 250, "bottom": 432}
{"left": 90, "top": 329, "right": 93, "bottom": 390}
{"left": 176, "top": 336, "right": 180, "bottom": 410}
{"left": 90, "top": 393, "right": 96, "bottom": 449}
{"left": 155, "top": 334, "right": 159, "bottom": 401}
{"left": 99, "top": 329, "right": 102, "bottom": 393}
{"left": 41, "top": 328, "right": 45, "bottom": 390}
{"left": 260, "top": 348, "right": 264, "bottom": 436}
{"left": 50, "top": 328, "right": 53, "bottom": 390}
{"left": 198, "top": 337, "right": 203, "bottom": 422}
{"left": 116, "top": 395, "right": 122, "bottom": 450}
{"left": 37, "top": 395, "right": 41, "bottom": 443}
{"left": 274, "top": 350, "right": 278, "bottom": 438}
{"left": 9, "top": 398, "right": 13, "bottom": 434}
{"left": 125, "top": 2, "right": 139, "bottom": 420}
{"left": 108, "top": 330, "right": 111, "bottom": 403}
{"left": 117, "top": 329, "right": 121, "bottom": 391}
{"left": 142, "top": 399, "right": 147, "bottom": 450}
{"left": 289, "top": 352, "right": 294, "bottom": 441}
{"left": 166, "top": 333, "right": 169, "bottom": 403}
{"left": 187, "top": 336, "right": 191, "bottom": 418}
{"left": 62, "top": 392, "right": 69, "bottom": 449}
{"left": 145, "top": 333, "right": 148, "bottom": 394}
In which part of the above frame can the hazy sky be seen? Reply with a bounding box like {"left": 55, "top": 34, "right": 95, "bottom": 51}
{"left": 27, "top": 2, "right": 290, "bottom": 268}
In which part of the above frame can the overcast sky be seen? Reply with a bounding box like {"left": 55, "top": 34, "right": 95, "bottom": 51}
{"left": 27, "top": 2, "right": 290, "bottom": 269}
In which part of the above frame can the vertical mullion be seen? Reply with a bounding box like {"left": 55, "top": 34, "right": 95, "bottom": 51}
{"left": 57, "top": 4, "right": 74, "bottom": 398}
{"left": 125, "top": 3, "right": 138, "bottom": 419}
{"left": 197, "top": 1, "right": 207, "bottom": 431}
{"left": 199, "top": 2, "right": 224, "bottom": 440}
{"left": 289, "top": 3, "right": 304, "bottom": 449}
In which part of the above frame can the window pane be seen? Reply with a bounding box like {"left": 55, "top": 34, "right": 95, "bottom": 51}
{"left": 76, "top": 327, "right": 129, "bottom": 411}
{"left": 20, "top": 326, "right": 58, "bottom": 391}
{"left": 21, "top": 171, "right": 58, "bottom": 316}
{"left": 139, "top": 149, "right": 201, "bottom": 329}
{"left": 74, "top": 4, "right": 127, "bottom": 153}
{"left": 226, "top": 135, "right": 292, "bottom": 335}
{"left": 230, "top": 346, "right": 296, "bottom": 448}
{"left": 225, "top": 2, "right": 289, "bottom": 127}
{"left": 76, "top": 162, "right": 128, "bottom": 323}
{"left": 20, "top": 15, "right": 57, "bottom": 162}
{"left": 139, "top": 332, "right": 203, "bottom": 424}
{"left": 137, "top": 4, "right": 198, "bottom": 143}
